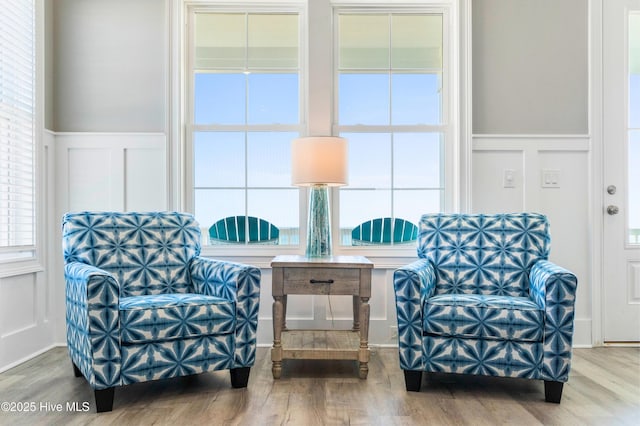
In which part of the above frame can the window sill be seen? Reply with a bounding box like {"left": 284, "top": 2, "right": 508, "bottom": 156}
{"left": 199, "top": 244, "right": 418, "bottom": 269}
{"left": 0, "top": 259, "right": 44, "bottom": 278}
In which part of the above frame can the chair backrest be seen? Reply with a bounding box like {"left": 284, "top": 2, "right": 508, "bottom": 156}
{"left": 352, "top": 217, "right": 418, "bottom": 245}
{"left": 209, "top": 216, "right": 279, "bottom": 244}
{"left": 417, "top": 213, "right": 550, "bottom": 296}
{"left": 62, "top": 211, "right": 201, "bottom": 297}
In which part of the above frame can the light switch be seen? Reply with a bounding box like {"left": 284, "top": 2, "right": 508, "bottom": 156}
{"left": 542, "top": 169, "right": 560, "bottom": 188}
{"left": 503, "top": 169, "right": 516, "bottom": 188}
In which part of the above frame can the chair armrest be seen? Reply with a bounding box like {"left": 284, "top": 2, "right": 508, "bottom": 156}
{"left": 190, "top": 257, "right": 261, "bottom": 367}
{"left": 393, "top": 259, "right": 436, "bottom": 371}
{"left": 64, "top": 262, "right": 121, "bottom": 390}
{"left": 529, "top": 259, "right": 578, "bottom": 382}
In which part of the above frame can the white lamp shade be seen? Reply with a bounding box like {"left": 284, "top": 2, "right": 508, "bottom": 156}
{"left": 291, "top": 136, "right": 348, "bottom": 186}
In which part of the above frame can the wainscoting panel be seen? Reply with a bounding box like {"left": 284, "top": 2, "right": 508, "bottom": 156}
{"left": 0, "top": 271, "right": 55, "bottom": 372}
{"left": 67, "top": 148, "right": 116, "bottom": 211}
{"left": 125, "top": 147, "right": 167, "bottom": 211}
{"left": 472, "top": 150, "right": 525, "bottom": 212}
{"left": 0, "top": 274, "right": 37, "bottom": 338}
{"left": 472, "top": 135, "right": 592, "bottom": 346}
{"left": 55, "top": 132, "right": 167, "bottom": 214}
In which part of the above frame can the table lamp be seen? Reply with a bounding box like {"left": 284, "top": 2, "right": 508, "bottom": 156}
{"left": 291, "top": 136, "right": 348, "bottom": 257}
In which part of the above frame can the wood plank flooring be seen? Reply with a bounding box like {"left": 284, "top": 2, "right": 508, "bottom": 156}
{"left": 0, "top": 346, "right": 638, "bottom": 425}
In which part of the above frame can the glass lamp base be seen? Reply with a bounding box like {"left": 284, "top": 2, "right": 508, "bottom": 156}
{"left": 306, "top": 185, "right": 332, "bottom": 257}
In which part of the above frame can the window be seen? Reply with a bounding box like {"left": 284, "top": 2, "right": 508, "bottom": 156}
{"left": 629, "top": 12, "right": 640, "bottom": 244}
{"left": 0, "top": 0, "right": 36, "bottom": 261}
{"left": 185, "top": 2, "right": 458, "bottom": 252}
{"left": 188, "top": 9, "right": 302, "bottom": 246}
{"left": 335, "top": 11, "right": 449, "bottom": 246}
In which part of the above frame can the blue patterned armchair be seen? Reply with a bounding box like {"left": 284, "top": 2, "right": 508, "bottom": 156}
{"left": 62, "top": 211, "right": 261, "bottom": 412}
{"left": 393, "top": 213, "right": 578, "bottom": 403}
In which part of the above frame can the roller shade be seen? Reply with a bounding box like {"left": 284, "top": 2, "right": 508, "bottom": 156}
{"left": 339, "top": 14, "right": 442, "bottom": 70}
{"left": 195, "top": 12, "right": 298, "bottom": 69}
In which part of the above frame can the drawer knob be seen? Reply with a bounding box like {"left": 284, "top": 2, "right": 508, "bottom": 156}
{"left": 310, "top": 279, "right": 334, "bottom": 284}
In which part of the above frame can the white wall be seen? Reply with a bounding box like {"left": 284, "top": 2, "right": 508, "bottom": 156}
{"left": 472, "top": 0, "right": 588, "bottom": 134}
{"left": 50, "top": 0, "right": 166, "bottom": 132}
{"left": 0, "top": 0, "right": 599, "bottom": 372}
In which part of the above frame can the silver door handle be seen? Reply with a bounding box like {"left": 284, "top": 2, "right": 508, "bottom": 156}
{"left": 607, "top": 205, "right": 619, "bottom": 215}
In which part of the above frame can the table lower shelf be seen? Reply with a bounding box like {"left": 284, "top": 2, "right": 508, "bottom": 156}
{"left": 280, "top": 329, "right": 362, "bottom": 360}
{"left": 271, "top": 329, "right": 370, "bottom": 379}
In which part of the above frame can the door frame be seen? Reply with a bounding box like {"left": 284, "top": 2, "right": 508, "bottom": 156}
{"left": 591, "top": 0, "right": 605, "bottom": 347}
{"left": 591, "top": 0, "right": 640, "bottom": 347}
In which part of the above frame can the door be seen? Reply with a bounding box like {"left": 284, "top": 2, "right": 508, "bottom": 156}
{"left": 603, "top": 0, "right": 640, "bottom": 342}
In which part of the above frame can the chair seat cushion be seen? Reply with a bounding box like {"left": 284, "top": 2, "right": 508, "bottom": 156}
{"left": 423, "top": 294, "right": 543, "bottom": 343}
{"left": 120, "top": 293, "right": 236, "bottom": 344}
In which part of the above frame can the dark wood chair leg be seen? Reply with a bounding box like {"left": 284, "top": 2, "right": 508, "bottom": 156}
{"left": 95, "top": 388, "right": 115, "bottom": 413}
{"left": 230, "top": 367, "right": 251, "bottom": 388}
{"left": 404, "top": 370, "right": 423, "bottom": 392}
{"left": 72, "top": 362, "right": 82, "bottom": 378}
{"left": 544, "top": 380, "right": 564, "bottom": 403}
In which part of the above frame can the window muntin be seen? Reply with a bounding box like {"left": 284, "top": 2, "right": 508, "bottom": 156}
{"left": 336, "top": 12, "right": 447, "bottom": 247}
{"left": 190, "top": 11, "right": 301, "bottom": 246}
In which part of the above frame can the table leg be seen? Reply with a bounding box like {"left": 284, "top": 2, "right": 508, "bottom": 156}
{"left": 272, "top": 296, "right": 284, "bottom": 379}
{"left": 352, "top": 295, "right": 360, "bottom": 332}
{"left": 282, "top": 294, "right": 288, "bottom": 331}
{"left": 358, "top": 296, "right": 370, "bottom": 379}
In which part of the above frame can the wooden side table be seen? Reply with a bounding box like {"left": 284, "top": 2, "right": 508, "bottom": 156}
{"left": 270, "top": 255, "right": 373, "bottom": 379}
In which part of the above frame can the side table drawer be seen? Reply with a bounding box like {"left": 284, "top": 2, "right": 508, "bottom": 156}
{"left": 283, "top": 267, "right": 360, "bottom": 294}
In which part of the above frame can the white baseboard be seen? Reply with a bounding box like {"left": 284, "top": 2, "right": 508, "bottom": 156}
{"left": 573, "top": 318, "right": 593, "bottom": 348}
{"left": 2, "top": 329, "right": 594, "bottom": 375}
{"left": 0, "top": 344, "right": 60, "bottom": 374}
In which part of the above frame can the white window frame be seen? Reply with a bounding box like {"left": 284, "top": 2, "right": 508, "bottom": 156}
{"left": 174, "top": 0, "right": 467, "bottom": 261}
{"left": 330, "top": 1, "right": 461, "bottom": 258}
{"left": 183, "top": 1, "right": 307, "bottom": 258}
{"left": 0, "top": 0, "right": 44, "bottom": 277}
